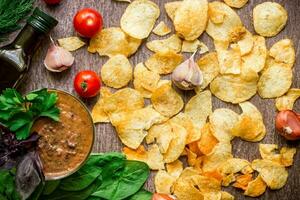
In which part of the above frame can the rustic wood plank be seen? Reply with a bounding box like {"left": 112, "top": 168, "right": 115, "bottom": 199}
{"left": 14, "top": 0, "right": 300, "bottom": 199}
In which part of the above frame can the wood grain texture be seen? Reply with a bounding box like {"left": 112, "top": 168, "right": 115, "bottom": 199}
{"left": 13, "top": 0, "right": 300, "bottom": 199}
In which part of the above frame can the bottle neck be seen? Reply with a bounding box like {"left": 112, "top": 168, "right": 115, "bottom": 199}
{"left": 12, "top": 24, "right": 45, "bottom": 55}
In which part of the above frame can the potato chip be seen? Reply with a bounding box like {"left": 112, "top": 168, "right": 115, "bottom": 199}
{"left": 253, "top": 2, "right": 288, "bottom": 37}
{"left": 206, "top": 2, "right": 242, "bottom": 41}
{"left": 258, "top": 64, "right": 292, "bottom": 98}
{"left": 181, "top": 39, "right": 201, "bottom": 53}
{"left": 202, "top": 142, "right": 233, "bottom": 172}
{"left": 185, "top": 90, "right": 212, "bottom": 130}
{"left": 163, "top": 123, "right": 187, "bottom": 163}
{"left": 242, "top": 36, "right": 267, "bottom": 73}
{"left": 220, "top": 158, "right": 252, "bottom": 175}
{"left": 233, "top": 174, "right": 253, "bottom": 190}
{"left": 91, "top": 87, "right": 112, "bottom": 123}
{"left": 101, "top": 55, "right": 132, "bottom": 88}
{"left": 237, "top": 29, "right": 254, "bottom": 56}
{"left": 209, "top": 108, "right": 239, "bottom": 142}
{"left": 210, "top": 68, "right": 259, "bottom": 104}
{"left": 88, "top": 27, "right": 141, "bottom": 57}
{"left": 173, "top": 0, "right": 208, "bottom": 41}
{"left": 145, "top": 51, "right": 183, "bottom": 75}
{"left": 123, "top": 144, "right": 164, "bottom": 170}
{"left": 152, "top": 21, "right": 171, "bottom": 36}
{"left": 120, "top": 0, "right": 160, "bottom": 39}
{"left": 203, "top": 192, "right": 222, "bottom": 200}
{"left": 228, "top": 25, "right": 247, "bottom": 43}
{"left": 173, "top": 176, "right": 204, "bottom": 200}
{"left": 151, "top": 82, "right": 184, "bottom": 117}
{"left": 222, "top": 173, "right": 235, "bottom": 186}
{"left": 166, "top": 160, "right": 183, "bottom": 178}
{"left": 155, "top": 170, "right": 176, "bottom": 194}
{"left": 224, "top": 0, "right": 248, "bottom": 8}
{"left": 244, "top": 175, "right": 267, "bottom": 197}
{"left": 280, "top": 147, "right": 297, "bottom": 167}
{"left": 196, "top": 52, "right": 220, "bottom": 91}
{"left": 164, "top": 1, "right": 181, "bottom": 21}
{"left": 197, "top": 123, "right": 219, "bottom": 155}
{"left": 186, "top": 147, "right": 197, "bottom": 166}
{"left": 192, "top": 175, "right": 222, "bottom": 193}
{"left": 275, "top": 88, "right": 300, "bottom": 111}
{"left": 269, "top": 39, "right": 296, "bottom": 68}
{"left": 252, "top": 159, "right": 288, "bottom": 189}
{"left": 58, "top": 36, "right": 85, "bottom": 51}
{"left": 221, "top": 191, "right": 234, "bottom": 200}
{"left": 232, "top": 102, "right": 266, "bottom": 142}
{"left": 146, "top": 34, "right": 182, "bottom": 53}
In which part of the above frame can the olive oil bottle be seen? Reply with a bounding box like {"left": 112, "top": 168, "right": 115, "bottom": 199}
{"left": 0, "top": 8, "right": 58, "bottom": 92}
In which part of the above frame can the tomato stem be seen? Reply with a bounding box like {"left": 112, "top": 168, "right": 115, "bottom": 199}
{"left": 81, "top": 81, "right": 88, "bottom": 92}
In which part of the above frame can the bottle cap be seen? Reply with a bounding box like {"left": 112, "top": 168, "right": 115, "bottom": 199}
{"left": 27, "top": 8, "right": 58, "bottom": 34}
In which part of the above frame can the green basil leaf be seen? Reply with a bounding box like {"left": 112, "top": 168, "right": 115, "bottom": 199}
{"left": 43, "top": 180, "right": 61, "bottom": 195}
{"left": 0, "top": 169, "right": 21, "bottom": 200}
{"left": 125, "top": 189, "right": 152, "bottom": 200}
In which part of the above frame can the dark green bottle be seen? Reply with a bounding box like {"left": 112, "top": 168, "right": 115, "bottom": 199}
{"left": 0, "top": 8, "right": 58, "bottom": 92}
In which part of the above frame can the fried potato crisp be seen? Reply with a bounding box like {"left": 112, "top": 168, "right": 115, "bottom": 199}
{"left": 91, "top": 87, "right": 112, "bottom": 123}
{"left": 253, "top": 2, "right": 288, "bottom": 37}
{"left": 280, "top": 147, "right": 297, "bottom": 167}
{"left": 224, "top": 0, "right": 248, "bottom": 8}
{"left": 120, "top": 0, "right": 160, "bottom": 39}
{"left": 232, "top": 102, "right": 266, "bottom": 142}
{"left": 197, "top": 123, "right": 219, "bottom": 155}
{"left": 185, "top": 90, "right": 212, "bottom": 130}
{"left": 88, "top": 27, "right": 141, "bottom": 57}
{"left": 181, "top": 40, "right": 209, "bottom": 54}
{"left": 220, "top": 158, "right": 252, "bottom": 175}
{"left": 145, "top": 51, "right": 183, "bottom": 75}
{"left": 152, "top": 21, "right": 171, "bottom": 36}
{"left": 233, "top": 174, "right": 253, "bottom": 190}
{"left": 165, "top": 1, "right": 181, "bottom": 21}
{"left": 155, "top": 170, "right": 176, "bottom": 194}
{"left": 258, "top": 64, "right": 293, "bottom": 98}
{"left": 151, "top": 82, "right": 184, "bottom": 117}
{"left": 242, "top": 36, "right": 267, "bottom": 73}
{"left": 196, "top": 52, "right": 220, "bottom": 91}
{"left": 269, "top": 39, "right": 296, "bottom": 68}
{"left": 252, "top": 159, "right": 288, "bottom": 190}
{"left": 146, "top": 34, "right": 182, "bottom": 53}
{"left": 209, "top": 108, "right": 239, "bottom": 142}
{"left": 173, "top": 0, "right": 208, "bottom": 41}
{"left": 221, "top": 191, "right": 235, "bottom": 200}
{"left": 244, "top": 175, "right": 267, "bottom": 197}
{"left": 166, "top": 160, "right": 183, "bottom": 178}
{"left": 101, "top": 54, "right": 132, "bottom": 88}
{"left": 206, "top": 2, "right": 242, "bottom": 41}
{"left": 133, "top": 63, "right": 160, "bottom": 98}
{"left": 58, "top": 36, "right": 85, "bottom": 51}
{"left": 236, "top": 28, "right": 254, "bottom": 56}
{"left": 173, "top": 176, "right": 204, "bottom": 200}
{"left": 123, "top": 145, "right": 164, "bottom": 170}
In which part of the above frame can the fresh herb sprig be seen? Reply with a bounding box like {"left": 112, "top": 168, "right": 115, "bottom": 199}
{"left": 0, "top": 88, "right": 60, "bottom": 140}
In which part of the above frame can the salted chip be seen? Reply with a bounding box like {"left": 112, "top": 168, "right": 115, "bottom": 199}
{"left": 197, "top": 123, "right": 219, "bottom": 155}
{"left": 152, "top": 21, "right": 171, "bottom": 36}
{"left": 91, "top": 87, "right": 112, "bottom": 123}
{"left": 165, "top": 1, "right": 181, "bottom": 21}
{"left": 242, "top": 36, "right": 267, "bottom": 73}
{"left": 269, "top": 39, "right": 296, "bottom": 68}
{"left": 221, "top": 191, "right": 235, "bottom": 200}
{"left": 173, "top": 0, "right": 208, "bottom": 41}
{"left": 237, "top": 29, "right": 254, "bottom": 56}
{"left": 202, "top": 142, "right": 233, "bottom": 172}
{"left": 58, "top": 36, "right": 85, "bottom": 52}
{"left": 133, "top": 63, "right": 160, "bottom": 98}
{"left": 146, "top": 34, "right": 182, "bottom": 53}
{"left": 232, "top": 102, "right": 266, "bottom": 142}
{"left": 206, "top": 2, "right": 242, "bottom": 41}
{"left": 123, "top": 145, "right": 164, "bottom": 170}
{"left": 101, "top": 55, "right": 132, "bottom": 88}
{"left": 185, "top": 90, "right": 212, "bottom": 130}
{"left": 220, "top": 158, "right": 252, "bottom": 175}
{"left": 258, "top": 64, "right": 292, "bottom": 98}
{"left": 120, "top": 0, "right": 160, "bottom": 39}
{"left": 210, "top": 68, "right": 259, "bottom": 104}
{"left": 252, "top": 159, "right": 288, "bottom": 190}
{"left": 166, "top": 160, "right": 183, "bottom": 178}
{"left": 181, "top": 39, "right": 201, "bottom": 53}
{"left": 186, "top": 148, "right": 197, "bottom": 166}
{"left": 151, "top": 82, "right": 184, "bottom": 117}
{"left": 233, "top": 174, "right": 253, "bottom": 190}
{"left": 145, "top": 51, "right": 183, "bottom": 75}
{"left": 244, "top": 175, "right": 267, "bottom": 197}
{"left": 224, "top": 0, "right": 248, "bottom": 8}
{"left": 155, "top": 170, "right": 176, "bottom": 194}
{"left": 173, "top": 176, "right": 204, "bottom": 200}
{"left": 209, "top": 108, "right": 239, "bottom": 142}
{"left": 196, "top": 52, "right": 219, "bottom": 91}
{"left": 88, "top": 27, "right": 141, "bottom": 57}
{"left": 203, "top": 192, "right": 222, "bottom": 200}
{"left": 280, "top": 147, "right": 297, "bottom": 167}
{"left": 253, "top": 2, "right": 288, "bottom": 37}
{"left": 222, "top": 173, "right": 236, "bottom": 187}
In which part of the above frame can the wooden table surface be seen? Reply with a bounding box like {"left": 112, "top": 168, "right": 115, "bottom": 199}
{"left": 12, "top": 0, "right": 300, "bottom": 199}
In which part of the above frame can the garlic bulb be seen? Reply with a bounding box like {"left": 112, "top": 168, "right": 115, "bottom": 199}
{"left": 171, "top": 52, "right": 203, "bottom": 90}
{"left": 44, "top": 37, "right": 74, "bottom": 72}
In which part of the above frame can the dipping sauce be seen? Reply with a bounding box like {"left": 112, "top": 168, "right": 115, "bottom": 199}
{"left": 32, "top": 90, "right": 94, "bottom": 180}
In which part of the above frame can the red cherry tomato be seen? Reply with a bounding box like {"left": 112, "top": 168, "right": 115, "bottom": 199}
{"left": 73, "top": 8, "right": 103, "bottom": 38}
{"left": 74, "top": 70, "right": 101, "bottom": 98}
{"left": 43, "top": 0, "right": 62, "bottom": 5}
{"left": 152, "top": 193, "right": 175, "bottom": 200}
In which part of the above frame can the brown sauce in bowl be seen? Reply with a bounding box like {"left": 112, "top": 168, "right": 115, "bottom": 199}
{"left": 32, "top": 90, "right": 94, "bottom": 180}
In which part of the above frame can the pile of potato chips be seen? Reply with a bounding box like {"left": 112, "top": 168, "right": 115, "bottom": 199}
{"left": 84, "top": 0, "right": 298, "bottom": 199}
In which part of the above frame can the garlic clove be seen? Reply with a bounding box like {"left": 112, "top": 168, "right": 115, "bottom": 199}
{"left": 44, "top": 43, "right": 75, "bottom": 73}
{"left": 171, "top": 52, "right": 203, "bottom": 90}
